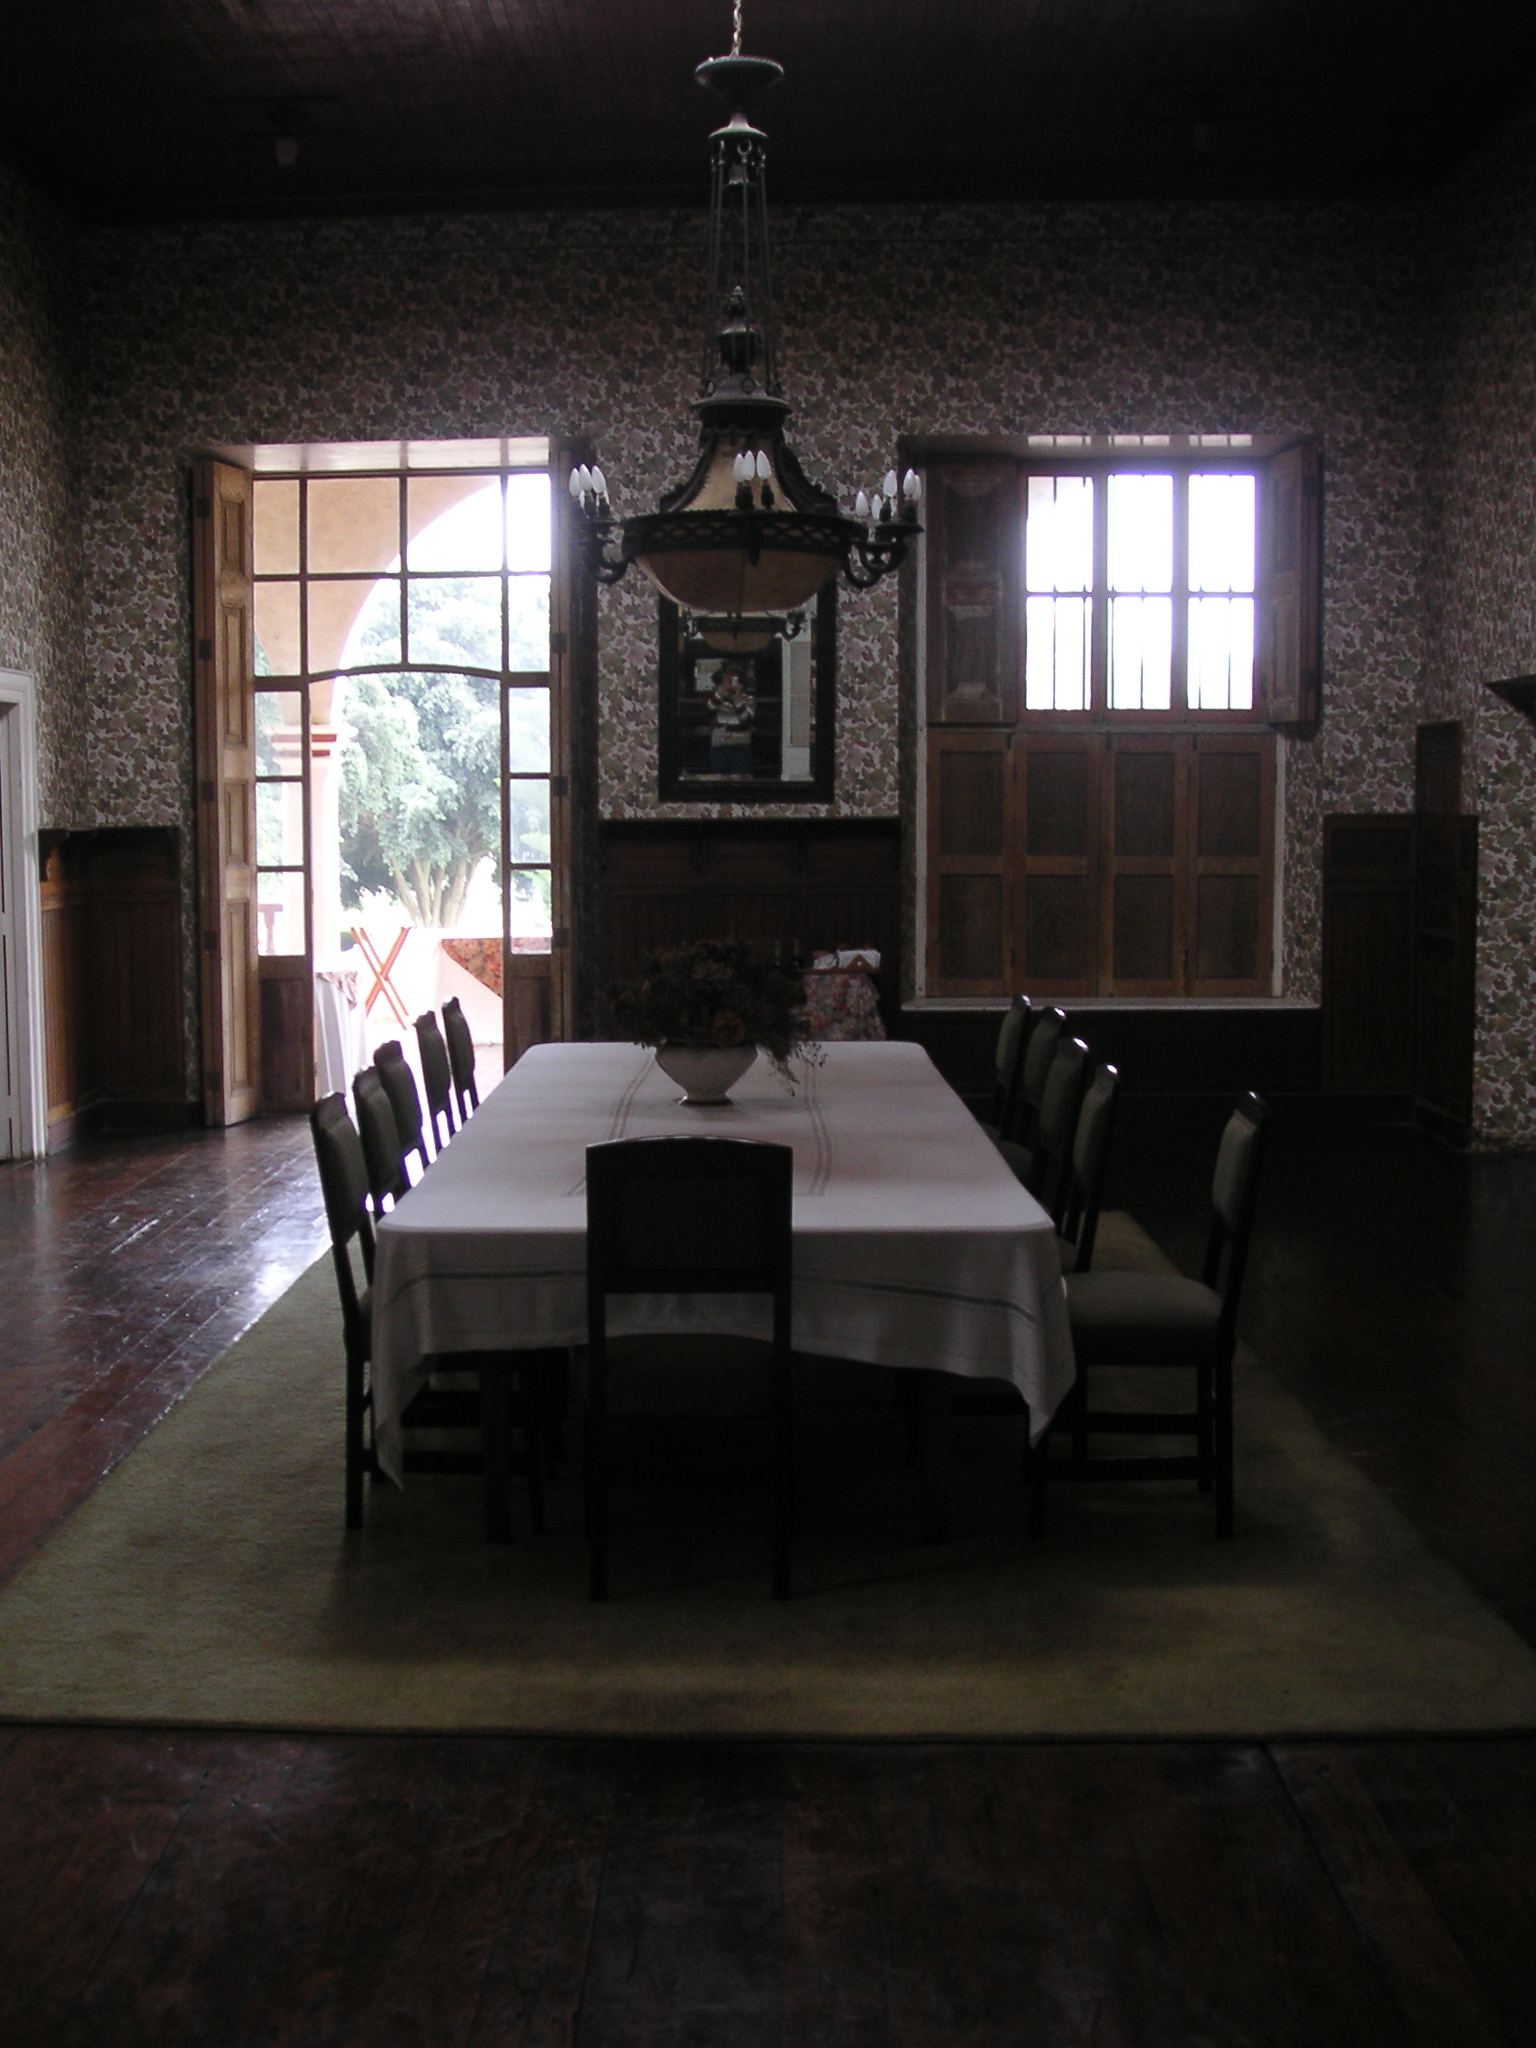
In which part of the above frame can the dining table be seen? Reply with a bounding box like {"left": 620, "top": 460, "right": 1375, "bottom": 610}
{"left": 370, "top": 1038, "right": 1077, "bottom": 1512}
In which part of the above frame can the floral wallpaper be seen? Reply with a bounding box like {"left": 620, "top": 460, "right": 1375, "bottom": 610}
{"left": 0, "top": 168, "right": 81, "bottom": 822}
{"left": 26, "top": 158, "right": 1536, "bottom": 1115}
{"left": 60, "top": 194, "right": 1431, "bottom": 1028}
{"left": 1423, "top": 105, "right": 1536, "bottom": 1146}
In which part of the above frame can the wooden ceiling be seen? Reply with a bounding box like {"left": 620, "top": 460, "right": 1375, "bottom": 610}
{"left": 4, "top": 1, "right": 1533, "bottom": 222}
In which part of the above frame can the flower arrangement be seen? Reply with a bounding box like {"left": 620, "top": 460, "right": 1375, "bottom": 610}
{"left": 607, "top": 938, "right": 813, "bottom": 1075}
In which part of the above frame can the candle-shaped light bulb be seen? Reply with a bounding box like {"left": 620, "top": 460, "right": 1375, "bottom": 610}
{"left": 855, "top": 489, "right": 871, "bottom": 520}
{"left": 903, "top": 468, "right": 921, "bottom": 502}
{"left": 732, "top": 452, "right": 748, "bottom": 483}
{"left": 568, "top": 467, "right": 582, "bottom": 498}
{"left": 755, "top": 450, "right": 772, "bottom": 480}
{"left": 592, "top": 466, "right": 607, "bottom": 499}
{"left": 580, "top": 464, "right": 595, "bottom": 495}
{"left": 882, "top": 469, "right": 899, "bottom": 501}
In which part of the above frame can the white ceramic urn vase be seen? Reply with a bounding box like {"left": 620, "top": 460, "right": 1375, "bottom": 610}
{"left": 653, "top": 1043, "right": 758, "bottom": 1104}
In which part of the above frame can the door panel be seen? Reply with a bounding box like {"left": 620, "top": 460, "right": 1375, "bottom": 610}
{"left": 194, "top": 459, "right": 261, "bottom": 1124}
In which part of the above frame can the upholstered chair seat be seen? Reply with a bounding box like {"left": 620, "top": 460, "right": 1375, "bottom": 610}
{"left": 1063, "top": 1270, "right": 1221, "bottom": 1364}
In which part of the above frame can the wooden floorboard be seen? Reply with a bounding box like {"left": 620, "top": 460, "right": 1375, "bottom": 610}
{"left": 0, "top": 1112, "right": 1532, "bottom": 2040}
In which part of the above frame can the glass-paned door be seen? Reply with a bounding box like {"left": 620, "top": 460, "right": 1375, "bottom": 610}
{"left": 250, "top": 460, "right": 555, "bottom": 1104}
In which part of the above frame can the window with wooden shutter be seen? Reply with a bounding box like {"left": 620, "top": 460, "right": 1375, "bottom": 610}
{"left": 924, "top": 463, "right": 1020, "bottom": 725}
{"left": 917, "top": 437, "right": 1306, "bottom": 998}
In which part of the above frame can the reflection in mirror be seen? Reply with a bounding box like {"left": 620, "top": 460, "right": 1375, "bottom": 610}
{"left": 657, "top": 585, "right": 835, "bottom": 802}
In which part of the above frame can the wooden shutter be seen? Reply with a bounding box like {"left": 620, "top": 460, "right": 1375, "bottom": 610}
{"left": 924, "top": 463, "right": 1020, "bottom": 725}
{"left": 1186, "top": 734, "right": 1274, "bottom": 996}
{"left": 1012, "top": 732, "right": 1099, "bottom": 997}
{"left": 193, "top": 459, "right": 260, "bottom": 1125}
{"left": 1256, "top": 439, "right": 1321, "bottom": 727}
{"left": 1100, "top": 734, "right": 1186, "bottom": 996}
{"left": 1321, "top": 815, "right": 1416, "bottom": 1093}
{"left": 926, "top": 731, "right": 1011, "bottom": 996}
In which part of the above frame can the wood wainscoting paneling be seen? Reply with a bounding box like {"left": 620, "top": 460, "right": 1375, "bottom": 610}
{"left": 597, "top": 818, "right": 902, "bottom": 1028}
{"left": 40, "top": 827, "right": 193, "bottom": 1148}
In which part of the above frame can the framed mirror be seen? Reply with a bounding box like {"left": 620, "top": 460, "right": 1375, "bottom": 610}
{"left": 657, "top": 587, "right": 836, "bottom": 802}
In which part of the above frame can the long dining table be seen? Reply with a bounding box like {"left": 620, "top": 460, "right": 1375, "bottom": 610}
{"left": 370, "top": 1038, "right": 1077, "bottom": 1496}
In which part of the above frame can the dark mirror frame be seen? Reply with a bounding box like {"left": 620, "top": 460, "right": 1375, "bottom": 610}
{"left": 656, "top": 586, "right": 836, "bottom": 803}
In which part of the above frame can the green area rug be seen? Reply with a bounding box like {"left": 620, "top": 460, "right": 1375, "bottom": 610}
{"left": 1, "top": 1215, "right": 1533, "bottom": 1739}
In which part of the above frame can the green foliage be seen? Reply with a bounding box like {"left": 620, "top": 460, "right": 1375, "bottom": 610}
{"left": 337, "top": 574, "right": 550, "bottom": 927}
{"left": 338, "top": 667, "right": 500, "bottom": 926}
{"left": 607, "top": 939, "right": 811, "bottom": 1071}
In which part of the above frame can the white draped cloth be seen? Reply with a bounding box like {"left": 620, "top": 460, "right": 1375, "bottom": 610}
{"left": 314, "top": 969, "right": 367, "bottom": 1100}
{"left": 370, "top": 1040, "right": 1076, "bottom": 1484}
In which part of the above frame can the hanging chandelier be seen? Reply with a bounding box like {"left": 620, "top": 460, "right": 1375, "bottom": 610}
{"left": 569, "top": 3, "right": 920, "bottom": 625}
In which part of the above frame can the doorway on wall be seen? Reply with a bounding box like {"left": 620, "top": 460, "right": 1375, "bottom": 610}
{"left": 193, "top": 438, "right": 579, "bottom": 1121}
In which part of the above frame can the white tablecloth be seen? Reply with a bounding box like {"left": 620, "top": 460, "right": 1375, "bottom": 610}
{"left": 371, "top": 1040, "right": 1076, "bottom": 1483}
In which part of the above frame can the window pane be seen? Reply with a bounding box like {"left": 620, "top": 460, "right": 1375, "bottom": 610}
{"left": 1025, "top": 475, "right": 1092, "bottom": 593}
{"left": 407, "top": 575, "right": 501, "bottom": 669}
{"left": 1109, "top": 595, "right": 1172, "bottom": 709}
{"left": 307, "top": 476, "right": 400, "bottom": 574}
{"left": 1189, "top": 596, "right": 1255, "bottom": 709}
{"left": 506, "top": 472, "right": 552, "bottom": 573}
{"left": 253, "top": 580, "right": 300, "bottom": 678}
{"left": 322, "top": 578, "right": 401, "bottom": 671}
{"left": 255, "top": 868, "right": 305, "bottom": 956}
{"left": 407, "top": 477, "right": 503, "bottom": 571}
{"left": 506, "top": 778, "right": 550, "bottom": 863}
{"left": 1107, "top": 473, "right": 1172, "bottom": 593}
{"left": 1025, "top": 595, "right": 1090, "bottom": 710}
{"left": 253, "top": 478, "right": 299, "bottom": 576}
{"left": 1189, "top": 473, "right": 1256, "bottom": 592}
{"left": 255, "top": 690, "right": 303, "bottom": 775}
{"left": 508, "top": 574, "right": 551, "bottom": 671}
{"left": 506, "top": 686, "right": 550, "bottom": 772}
{"left": 507, "top": 865, "right": 552, "bottom": 937}
{"left": 256, "top": 777, "right": 305, "bottom": 866}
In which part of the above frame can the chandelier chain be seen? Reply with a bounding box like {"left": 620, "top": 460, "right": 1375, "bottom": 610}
{"left": 732, "top": 0, "right": 742, "bottom": 58}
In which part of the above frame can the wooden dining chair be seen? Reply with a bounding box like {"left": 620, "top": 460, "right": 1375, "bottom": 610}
{"left": 1040, "top": 1091, "right": 1271, "bottom": 1538}
{"left": 991, "top": 1005, "right": 1065, "bottom": 1162}
{"left": 997, "top": 1034, "right": 1089, "bottom": 1214}
{"left": 375, "top": 1039, "right": 430, "bottom": 1179}
{"left": 414, "top": 1010, "right": 457, "bottom": 1153}
{"left": 977, "top": 995, "right": 1031, "bottom": 1143}
{"left": 314, "top": 1087, "right": 551, "bottom": 1542}
{"left": 1055, "top": 1063, "right": 1121, "bottom": 1276}
{"left": 442, "top": 996, "right": 480, "bottom": 1121}
{"left": 584, "top": 1135, "right": 795, "bottom": 1601}
{"left": 353, "top": 1065, "right": 408, "bottom": 1218}
{"left": 310, "top": 1092, "right": 378, "bottom": 1528}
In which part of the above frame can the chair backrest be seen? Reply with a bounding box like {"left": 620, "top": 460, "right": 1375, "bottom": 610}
{"left": 1204, "top": 1092, "right": 1270, "bottom": 1334}
{"left": 375, "top": 1040, "right": 428, "bottom": 1177}
{"left": 990, "top": 995, "right": 1031, "bottom": 1129}
{"left": 414, "top": 1010, "right": 456, "bottom": 1150}
{"left": 1016, "top": 1006, "right": 1066, "bottom": 1146}
{"left": 353, "top": 1065, "right": 409, "bottom": 1214}
{"left": 309, "top": 1094, "right": 374, "bottom": 1354}
{"left": 585, "top": 1136, "right": 793, "bottom": 1365}
{"left": 1057, "top": 1063, "right": 1120, "bottom": 1272}
{"left": 441, "top": 996, "right": 479, "bottom": 1117}
{"left": 1027, "top": 1035, "right": 1089, "bottom": 1209}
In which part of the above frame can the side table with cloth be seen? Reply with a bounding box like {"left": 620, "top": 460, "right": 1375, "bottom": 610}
{"left": 314, "top": 968, "right": 367, "bottom": 1099}
{"left": 371, "top": 1040, "right": 1076, "bottom": 1489}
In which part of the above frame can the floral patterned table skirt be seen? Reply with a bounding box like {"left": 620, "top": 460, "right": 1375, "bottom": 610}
{"left": 800, "top": 969, "right": 885, "bottom": 1042}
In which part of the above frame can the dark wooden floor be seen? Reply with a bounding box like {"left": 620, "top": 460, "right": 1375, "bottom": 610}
{"left": 1, "top": 1105, "right": 1533, "bottom": 2045}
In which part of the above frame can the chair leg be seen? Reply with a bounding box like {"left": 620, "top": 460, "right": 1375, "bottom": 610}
{"left": 522, "top": 1359, "right": 547, "bottom": 1536}
{"left": 345, "top": 1353, "right": 365, "bottom": 1529}
{"left": 585, "top": 1402, "right": 608, "bottom": 1600}
{"left": 1215, "top": 1350, "right": 1234, "bottom": 1539}
{"left": 1197, "top": 1356, "right": 1214, "bottom": 1493}
{"left": 481, "top": 1362, "right": 513, "bottom": 1543}
{"left": 1027, "top": 1407, "right": 1049, "bottom": 1539}
{"left": 919, "top": 1369, "right": 951, "bottom": 1545}
{"left": 543, "top": 1350, "right": 572, "bottom": 1475}
{"left": 771, "top": 1350, "right": 794, "bottom": 1599}
{"left": 1071, "top": 1371, "right": 1089, "bottom": 1471}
